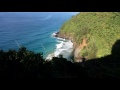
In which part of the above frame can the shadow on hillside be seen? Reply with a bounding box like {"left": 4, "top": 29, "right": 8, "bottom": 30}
{"left": 0, "top": 40, "right": 120, "bottom": 78}
{"left": 83, "top": 39, "right": 120, "bottom": 78}
{"left": 42, "top": 39, "right": 120, "bottom": 78}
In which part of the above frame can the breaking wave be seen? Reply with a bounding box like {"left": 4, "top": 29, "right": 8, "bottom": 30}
{"left": 46, "top": 32, "right": 73, "bottom": 61}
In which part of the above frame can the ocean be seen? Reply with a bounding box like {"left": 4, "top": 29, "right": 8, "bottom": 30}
{"left": 0, "top": 12, "right": 79, "bottom": 59}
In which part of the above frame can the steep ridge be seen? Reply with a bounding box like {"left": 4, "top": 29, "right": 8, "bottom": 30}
{"left": 58, "top": 12, "right": 120, "bottom": 62}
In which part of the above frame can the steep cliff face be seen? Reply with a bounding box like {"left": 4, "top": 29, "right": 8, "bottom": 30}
{"left": 58, "top": 12, "right": 120, "bottom": 62}
{"left": 74, "top": 38, "right": 87, "bottom": 62}
{"left": 58, "top": 32, "right": 87, "bottom": 62}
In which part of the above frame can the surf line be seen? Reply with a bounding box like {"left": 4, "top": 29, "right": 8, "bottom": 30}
{"left": 40, "top": 43, "right": 46, "bottom": 51}
{"left": 14, "top": 40, "right": 21, "bottom": 48}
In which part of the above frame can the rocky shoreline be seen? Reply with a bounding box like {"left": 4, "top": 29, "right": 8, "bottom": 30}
{"left": 54, "top": 31, "right": 84, "bottom": 62}
{"left": 53, "top": 31, "right": 69, "bottom": 40}
{"left": 46, "top": 32, "right": 74, "bottom": 61}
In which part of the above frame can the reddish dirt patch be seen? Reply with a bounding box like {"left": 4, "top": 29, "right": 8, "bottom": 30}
{"left": 79, "top": 38, "right": 87, "bottom": 49}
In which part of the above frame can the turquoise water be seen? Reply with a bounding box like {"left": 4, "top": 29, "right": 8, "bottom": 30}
{"left": 0, "top": 12, "right": 79, "bottom": 58}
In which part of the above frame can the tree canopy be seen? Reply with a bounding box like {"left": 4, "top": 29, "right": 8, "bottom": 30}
{"left": 59, "top": 12, "right": 120, "bottom": 59}
{"left": 0, "top": 46, "right": 120, "bottom": 78}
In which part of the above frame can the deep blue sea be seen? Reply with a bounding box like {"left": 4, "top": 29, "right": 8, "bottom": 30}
{"left": 0, "top": 12, "right": 79, "bottom": 58}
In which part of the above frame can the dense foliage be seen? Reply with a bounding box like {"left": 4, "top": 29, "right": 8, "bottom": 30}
{"left": 0, "top": 47, "right": 87, "bottom": 78}
{"left": 59, "top": 12, "right": 120, "bottom": 59}
{"left": 0, "top": 46, "right": 120, "bottom": 78}
{"left": 1, "top": 12, "right": 120, "bottom": 78}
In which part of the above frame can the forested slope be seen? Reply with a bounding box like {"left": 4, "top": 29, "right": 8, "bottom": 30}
{"left": 58, "top": 12, "right": 120, "bottom": 60}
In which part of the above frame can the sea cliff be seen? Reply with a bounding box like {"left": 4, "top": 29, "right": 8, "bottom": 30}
{"left": 56, "top": 32, "right": 83, "bottom": 62}
{"left": 57, "top": 12, "right": 120, "bottom": 62}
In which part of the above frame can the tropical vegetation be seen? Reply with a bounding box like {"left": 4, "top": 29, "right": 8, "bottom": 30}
{"left": 59, "top": 12, "right": 120, "bottom": 59}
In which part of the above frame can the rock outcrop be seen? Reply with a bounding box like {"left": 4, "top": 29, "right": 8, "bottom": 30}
{"left": 57, "top": 32, "right": 87, "bottom": 62}
{"left": 73, "top": 38, "right": 87, "bottom": 62}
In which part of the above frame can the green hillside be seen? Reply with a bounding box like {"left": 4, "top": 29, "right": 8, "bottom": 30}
{"left": 59, "top": 12, "right": 120, "bottom": 59}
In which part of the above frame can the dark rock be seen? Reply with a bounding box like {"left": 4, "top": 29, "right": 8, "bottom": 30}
{"left": 52, "top": 32, "right": 57, "bottom": 37}
{"left": 54, "top": 32, "right": 59, "bottom": 37}
{"left": 56, "top": 32, "right": 59, "bottom": 34}
{"left": 54, "top": 34, "right": 58, "bottom": 37}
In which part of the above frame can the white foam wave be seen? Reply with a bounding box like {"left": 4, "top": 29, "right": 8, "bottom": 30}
{"left": 54, "top": 40, "right": 73, "bottom": 60}
{"left": 51, "top": 32, "right": 58, "bottom": 38}
{"left": 45, "top": 34, "right": 73, "bottom": 61}
{"left": 57, "top": 37, "right": 66, "bottom": 41}
{"left": 54, "top": 49, "right": 66, "bottom": 57}
{"left": 56, "top": 41, "right": 64, "bottom": 49}
{"left": 52, "top": 32, "right": 57, "bottom": 37}
{"left": 45, "top": 53, "right": 54, "bottom": 61}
